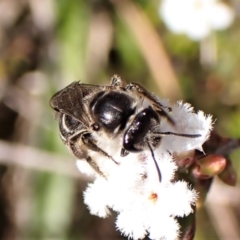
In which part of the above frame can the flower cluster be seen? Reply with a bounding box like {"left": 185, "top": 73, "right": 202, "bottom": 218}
{"left": 159, "top": 0, "right": 235, "bottom": 40}
{"left": 76, "top": 100, "right": 213, "bottom": 240}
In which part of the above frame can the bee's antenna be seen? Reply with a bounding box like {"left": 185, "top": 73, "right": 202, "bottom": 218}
{"left": 147, "top": 141, "right": 162, "bottom": 182}
{"left": 157, "top": 132, "right": 201, "bottom": 138}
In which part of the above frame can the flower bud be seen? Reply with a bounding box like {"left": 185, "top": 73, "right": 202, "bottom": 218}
{"left": 198, "top": 154, "right": 226, "bottom": 175}
{"left": 191, "top": 164, "right": 210, "bottom": 179}
{"left": 191, "top": 154, "right": 226, "bottom": 179}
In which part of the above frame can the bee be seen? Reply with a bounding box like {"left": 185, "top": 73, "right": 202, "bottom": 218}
{"left": 50, "top": 75, "right": 200, "bottom": 181}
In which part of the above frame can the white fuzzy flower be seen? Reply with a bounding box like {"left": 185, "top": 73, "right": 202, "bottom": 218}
{"left": 76, "top": 98, "right": 212, "bottom": 240}
{"left": 159, "top": 0, "right": 235, "bottom": 40}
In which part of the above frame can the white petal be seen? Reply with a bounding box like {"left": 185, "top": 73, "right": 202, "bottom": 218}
{"left": 76, "top": 160, "right": 96, "bottom": 177}
{"left": 207, "top": 3, "right": 235, "bottom": 30}
{"left": 184, "top": 0, "right": 212, "bottom": 40}
{"left": 159, "top": 0, "right": 234, "bottom": 41}
{"left": 83, "top": 179, "right": 110, "bottom": 218}
{"left": 185, "top": 13, "right": 211, "bottom": 40}
{"left": 147, "top": 215, "right": 180, "bottom": 240}
{"left": 160, "top": 0, "right": 190, "bottom": 34}
{"left": 144, "top": 152, "right": 177, "bottom": 184}
{"left": 164, "top": 181, "right": 198, "bottom": 217}
{"left": 159, "top": 101, "right": 213, "bottom": 153}
{"left": 116, "top": 211, "right": 147, "bottom": 240}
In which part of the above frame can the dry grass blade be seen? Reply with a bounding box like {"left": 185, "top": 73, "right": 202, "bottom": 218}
{"left": 112, "top": 0, "right": 182, "bottom": 100}
{"left": 0, "top": 140, "right": 90, "bottom": 180}
{"left": 86, "top": 10, "right": 114, "bottom": 81}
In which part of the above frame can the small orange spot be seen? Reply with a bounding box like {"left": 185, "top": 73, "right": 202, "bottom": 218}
{"left": 149, "top": 193, "right": 158, "bottom": 203}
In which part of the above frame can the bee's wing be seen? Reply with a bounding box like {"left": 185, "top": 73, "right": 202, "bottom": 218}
{"left": 50, "top": 82, "right": 101, "bottom": 126}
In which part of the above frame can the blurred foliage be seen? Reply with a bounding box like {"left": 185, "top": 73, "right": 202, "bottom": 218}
{"left": 0, "top": 0, "right": 239, "bottom": 239}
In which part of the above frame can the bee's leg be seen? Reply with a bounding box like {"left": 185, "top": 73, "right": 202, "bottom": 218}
{"left": 69, "top": 139, "right": 106, "bottom": 178}
{"left": 126, "top": 82, "right": 175, "bottom": 125}
{"left": 82, "top": 133, "right": 119, "bottom": 165}
{"left": 154, "top": 106, "right": 174, "bottom": 125}
{"left": 110, "top": 75, "right": 125, "bottom": 87}
{"left": 85, "top": 156, "right": 107, "bottom": 179}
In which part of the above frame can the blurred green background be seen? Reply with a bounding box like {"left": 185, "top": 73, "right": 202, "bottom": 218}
{"left": 0, "top": 0, "right": 239, "bottom": 239}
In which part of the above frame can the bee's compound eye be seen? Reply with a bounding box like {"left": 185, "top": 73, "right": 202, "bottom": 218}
{"left": 61, "top": 114, "right": 80, "bottom": 132}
